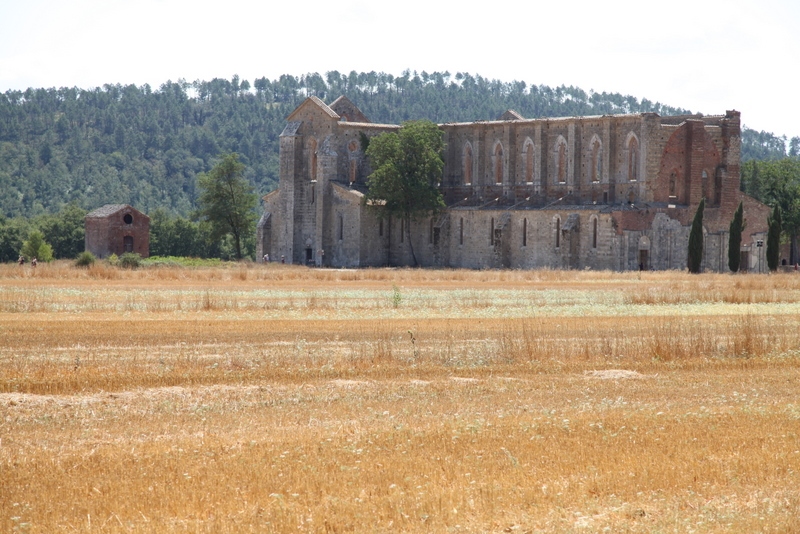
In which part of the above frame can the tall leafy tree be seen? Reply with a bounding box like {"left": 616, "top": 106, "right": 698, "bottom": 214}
{"left": 728, "top": 201, "right": 744, "bottom": 272}
{"left": 365, "top": 120, "right": 445, "bottom": 266}
{"left": 196, "top": 153, "right": 257, "bottom": 260}
{"left": 687, "top": 198, "right": 705, "bottom": 274}
{"left": 150, "top": 208, "right": 214, "bottom": 258}
{"left": 36, "top": 203, "right": 87, "bottom": 258}
{"left": 740, "top": 160, "right": 761, "bottom": 197}
{"left": 767, "top": 205, "right": 782, "bottom": 271}
{"left": 20, "top": 229, "right": 54, "bottom": 262}
{"left": 0, "top": 216, "right": 29, "bottom": 262}
{"left": 740, "top": 128, "right": 789, "bottom": 161}
{"left": 789, "top": 137, "right": 800, "bottom": 158}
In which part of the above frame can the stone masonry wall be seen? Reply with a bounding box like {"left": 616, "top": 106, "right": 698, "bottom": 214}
{"left": 329, "top": 184, "right": 365, "bottom": 267}
{"left": 268, "top": 97, "right": 766, "bottom": 272}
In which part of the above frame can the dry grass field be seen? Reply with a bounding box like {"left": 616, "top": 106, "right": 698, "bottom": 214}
{"left": 2, "top": 261, "right": 800, "bottom": 532}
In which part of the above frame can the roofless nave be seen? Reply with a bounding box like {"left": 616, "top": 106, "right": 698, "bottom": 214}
{"left": 258, "top": 96, "right": 770, "bottom": 272}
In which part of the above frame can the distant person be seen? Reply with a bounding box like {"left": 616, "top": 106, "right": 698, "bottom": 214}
{"left": 18, "top": 255, "right": 24, "bottom": 266}
{"left": 31, "top": 257, "right": 37, "bottom": 268}
{"left": 281, "top": 255, "right": 285, "bottom": 264}
{"left": 263, "top": 253, "right": 269, "bottom": 263}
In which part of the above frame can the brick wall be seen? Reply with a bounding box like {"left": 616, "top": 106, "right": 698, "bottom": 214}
{"left": 84, "top": 206, "right": 149, "bottom": 259}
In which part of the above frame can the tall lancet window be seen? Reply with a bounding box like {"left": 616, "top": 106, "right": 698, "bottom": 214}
{"left": 523, "top": 139, "right": 534, "bottom": 184}
{"left": 628, "top": 136, "right": 639, "bottom": 181}
{"left": 494, "top": 143, "right": 504, "bottom": 184}
{"left": 308, "top": 137, "right": 317, "bottom": 181}
{"left": 464, "top": 143, "right": 473, "bottom": 185}
{"left": 556, "top": 139, "right": 567, "bottom": 184}
{"left": 591, "top": 137, "right": 602, "bottom": 183}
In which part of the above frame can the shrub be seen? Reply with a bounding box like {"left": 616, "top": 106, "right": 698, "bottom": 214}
{"left": 20, "top": 230, "right": 54, "bottom": 262}
{"left": 143, "top": 256, "right": 225, "bottom": 268}
{"left": 107, "top": 253, "right": 119, "bottom": 266}
{"left": 74, "top": 251, "right": 96, "bottom": 267}
{"left": 119, "top": 252, "right": 142, "bottom": 269}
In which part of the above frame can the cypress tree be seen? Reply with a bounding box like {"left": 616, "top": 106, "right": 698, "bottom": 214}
{"left": 767, "top": 205, "right": 782, "bottom": 271}
{"left": 728, "top": 201, "right": 744, "bottom": 272}
{"left": 687, "top": 198, "right": 705, "bottom": 274}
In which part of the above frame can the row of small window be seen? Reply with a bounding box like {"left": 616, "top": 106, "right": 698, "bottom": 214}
{"left": 453, "top": 217, "right": 600, "bottom": 249}
{"left": 362, "top": 216, "right": 601, "bottom": 250}
{"left": 462, "top": 135, "right": 640, "bottom": 185}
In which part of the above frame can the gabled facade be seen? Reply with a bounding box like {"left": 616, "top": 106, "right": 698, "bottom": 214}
{"left": 258, "top": 97, "right": 770, "bottom": 272}
{"left": 85, "top": 204, "right": 150, "bottom": 259}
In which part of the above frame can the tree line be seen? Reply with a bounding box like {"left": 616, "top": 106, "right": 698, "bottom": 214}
{"left": 3, "top": 70, "right": 794, "bottom": 220}
{"left": 1, "top": 70, "right": 799, "bottom": 263}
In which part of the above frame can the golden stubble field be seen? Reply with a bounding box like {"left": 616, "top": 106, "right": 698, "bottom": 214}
{"left": 2, "top": 262, "right": 800, "bottom": 532}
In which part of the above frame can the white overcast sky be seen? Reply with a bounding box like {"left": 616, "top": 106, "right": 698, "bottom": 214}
{"left": 1, "top": 0, "right": 798, "bottom": 141}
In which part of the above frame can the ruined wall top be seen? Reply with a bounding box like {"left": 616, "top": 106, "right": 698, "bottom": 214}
{"left": 330, "top": 96, "right": 371, "bottom": 123}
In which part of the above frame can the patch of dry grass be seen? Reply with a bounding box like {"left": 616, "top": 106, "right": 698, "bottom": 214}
{"left": 2, "top": 265, "right": 800, "bottom": 532}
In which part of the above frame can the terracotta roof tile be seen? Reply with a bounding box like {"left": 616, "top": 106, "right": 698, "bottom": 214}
{"left": 85, "top": 204, "right": 130, "bottom": 218}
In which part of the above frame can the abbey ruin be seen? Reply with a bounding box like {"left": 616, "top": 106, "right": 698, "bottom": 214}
{"left": 257, "top": 96, "right": 770, "bottom": 271}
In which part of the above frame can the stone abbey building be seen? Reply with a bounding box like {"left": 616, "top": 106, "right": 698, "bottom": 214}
{"left": 257, "top": 96, "right": 770, "bottom": 271}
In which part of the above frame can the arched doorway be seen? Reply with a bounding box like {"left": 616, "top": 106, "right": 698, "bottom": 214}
{"left": 638, "top": 236, "right": 651, "bottom": 270}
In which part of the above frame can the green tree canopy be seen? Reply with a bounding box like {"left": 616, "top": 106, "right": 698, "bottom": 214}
{"left": 196, "top": 153, "right": 257, "bottom": 260}
{"left": 150, "top": 208, "right": 218, "bottom": 258}
{"left": 20, "top": 229, "right": 53, "bottom": 262}
{"left": 728, "top": 201, "right": 744, "bottom": 272}
{"left": 687, "top": 198, "right": 705, "bottom": 274}
{"left": 759, "top": 159, "right": 800, "bottom": 264}
{"left": 364, "top": 120, "right": 445, "bottom": 265}
{"left": 0, "top": 216, "right": 29, "bottom": 262}
{"left": 36, "top": 203, "right": 87, "bottom": 259}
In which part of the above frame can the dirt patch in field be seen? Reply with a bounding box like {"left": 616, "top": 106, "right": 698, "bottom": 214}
{"left": 584, "top": 369, "right": 646, "bottom": 380}
{"left": 449, "top": 377, "right": 480, "bottom": 383}
{"left": 0, "top": 384, "right": 270, "bottom": 407}
{"left": 329, "top": 379, "right": 371, "bottom": 388}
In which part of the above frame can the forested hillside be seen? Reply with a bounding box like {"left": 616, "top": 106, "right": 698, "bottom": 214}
{"left": 3, "top": 70, "right": 792, "bottom": 220}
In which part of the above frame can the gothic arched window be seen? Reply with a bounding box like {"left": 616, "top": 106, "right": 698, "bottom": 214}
{"left": 464, "top": 143, "right": 473, "bottom": 185}
{"left": 308, "top": 137, "right": 317, "bottom": 181}
{"left": 628, "top": 135, "right": 639, "bottom": 182}
{"left": 556, "top": 138, "right": 567, "bottom": 184}
{"left": 523, "top": 138, "right": 534, "bottom": 184}
{"left": 494, "top": 143, "right": 504, "bottom": 184}
{"left": 590, "top": 137, "right": 602, "bottom": 183}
